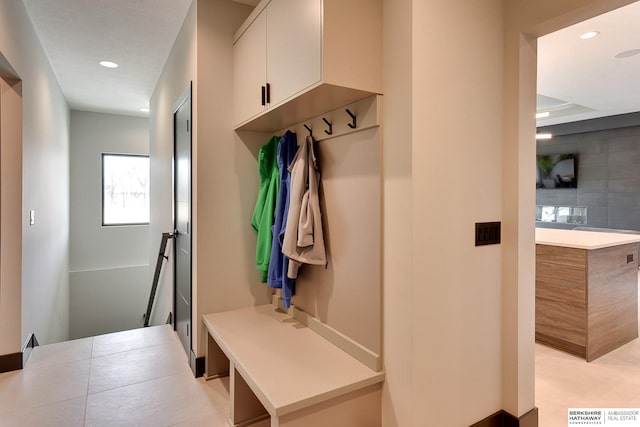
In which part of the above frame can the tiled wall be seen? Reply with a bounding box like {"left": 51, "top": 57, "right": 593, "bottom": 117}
{"left": 536, "top": 125, "right": 640, "bottom": 231}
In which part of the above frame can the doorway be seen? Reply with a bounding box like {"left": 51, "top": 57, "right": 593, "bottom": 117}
{"left": 173, "top": 83, "right": 193, "bottom": 371}
{"left": 532, "top": 1, "right": 640, "bottom": 424}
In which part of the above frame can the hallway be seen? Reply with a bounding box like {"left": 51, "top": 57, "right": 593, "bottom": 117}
{"left": 0, "top": 326, "right": 258, "bottom": 426}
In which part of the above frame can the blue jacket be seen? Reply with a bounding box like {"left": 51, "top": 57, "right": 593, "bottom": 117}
{"left": 267, "top": 130, "right": 297, "bottom": 307}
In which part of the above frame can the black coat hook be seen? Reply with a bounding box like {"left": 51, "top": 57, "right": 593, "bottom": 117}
{"left": 345, "top": 109, "right": 357, "bottom": 129}
{"left": 322, "top": 117, "right": 332, "bottom": 135}
{"left": 304, "top": 124, "right": 313, "bottom": 136}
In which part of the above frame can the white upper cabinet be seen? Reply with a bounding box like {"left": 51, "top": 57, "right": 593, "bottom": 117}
{"left": 233, "top": 9, "right": 267, "bottom": 125}
{"left": 233, "top": 0, "right": 382, "bottom": 131}
{"left": 266, "top": 0, "right": 322, "bottom": 108}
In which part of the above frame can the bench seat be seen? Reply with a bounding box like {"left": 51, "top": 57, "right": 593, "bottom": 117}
{"left": 202, "top": 304, "right": 384, "bottom": 427}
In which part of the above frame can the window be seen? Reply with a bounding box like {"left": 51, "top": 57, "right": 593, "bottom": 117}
{"left": 102, "top": 154, "right": 150, "bottom": 225}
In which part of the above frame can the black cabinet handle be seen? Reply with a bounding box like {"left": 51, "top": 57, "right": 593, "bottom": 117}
{"left": 266, "top": 83, "right": 271, "bottom": 104}
{"left": 261, "top": 86, "right": 266, "bottom": 106}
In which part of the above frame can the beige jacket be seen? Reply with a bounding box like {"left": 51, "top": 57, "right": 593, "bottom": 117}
{"left": 282, "top": 135, "right": 327, "bottom": 278}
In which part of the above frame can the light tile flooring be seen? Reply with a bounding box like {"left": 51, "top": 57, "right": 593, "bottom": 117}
{"left": 536, "top": 270, "right": 640, "bottom": 427}
{"left": 4, "top": 275, "right": 640, "bottom": 427}
{"left": 0, "top": 325, "right": 266, "bottom": 427}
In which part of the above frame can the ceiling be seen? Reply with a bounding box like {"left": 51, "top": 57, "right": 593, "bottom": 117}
{"left": 537, "top": 1, "right": 640, "bottom": 126}
{"left": 22, "top": 0, "right": 193, "bottom": 117}
{"left": 21, "top": 0, "right": 640, "bottom": 122}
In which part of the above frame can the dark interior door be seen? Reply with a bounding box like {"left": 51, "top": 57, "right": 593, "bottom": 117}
{"left": 174, "top": 85, "right": 192, "bottom": 368}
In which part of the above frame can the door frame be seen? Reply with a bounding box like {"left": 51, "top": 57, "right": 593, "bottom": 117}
{"left": 172, "top": 81, "right": 194, "bottom": 372}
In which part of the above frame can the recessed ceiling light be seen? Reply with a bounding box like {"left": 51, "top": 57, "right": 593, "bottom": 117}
{"left": 139, "top": 108, "right": 150, "bottom": 113}
{"left": 536, "top": 112, "right": 550, "bottom": 119}
{"left": 536, "top": 133, "right": 553, "bottom": 140}
{"left": 580, "top": 31, "right": 600, "bottom": 40}
{"left": 99, "top": 60, "right": 118, "bottom": 69}
{"left": 614, "top": 49, "right": 640, "bottom": 59}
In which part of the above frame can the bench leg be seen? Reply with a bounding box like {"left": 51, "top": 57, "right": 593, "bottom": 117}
{"left": 229, "top": 362, "right": 270, "bottom": 427}
{"left": 206, "top": 332, "right": 230, "bottom": 380}
{"left": 273, "top": 383, "right": 381, "bottom": 427}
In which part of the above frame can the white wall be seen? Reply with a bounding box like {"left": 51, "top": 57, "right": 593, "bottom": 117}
{"left": 69, "top": 110, "right": 150, "bottom": 339}
{"left": 0, "top": 0, "right": 70, "bottom": 349}
{"left": 70, "top": 266, "right": 149, "bottom": 338}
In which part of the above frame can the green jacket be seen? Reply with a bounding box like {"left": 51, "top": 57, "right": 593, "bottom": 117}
{"left": 251, "top": 136, "right": 280, "bottom": 282}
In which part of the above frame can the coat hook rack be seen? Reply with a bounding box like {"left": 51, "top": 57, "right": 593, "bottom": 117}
{"left": 345, "top": 109, "right": 357, "bottom": 129}
{"left": 322, "top": 117, "right": 332, "bottom": 135}
{"left": 280, "top": 95, "right": 379, "bottom": 143}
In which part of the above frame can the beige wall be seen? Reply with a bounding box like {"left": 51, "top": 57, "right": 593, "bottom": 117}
{"left": 411, "top": 1, "right": 505, "bottom": 424}
{"left": 292, "top": 127, "right": 382, "bottom": 354}
{"left": 194, "top": 0, "right": 269, "bottom": 356}
{"left": 0, "top": 0, "right": 70, "bottom": 349}
{"left": 381, "top": 0, "right": 413, "bottom": 424}
{"left": 148, "top": 0, "right": 640, "bottom": 423}
{"left": 150, "top": 0, "right": 265, "bottom": 357}
{"left": 148, "top": 1, "right": 197, "bottom": 327}
{"left": 380, "top": 0, "right": 639, "bottom": 425}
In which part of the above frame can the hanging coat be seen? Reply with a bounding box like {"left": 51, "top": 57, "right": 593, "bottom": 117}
{"left": 282, "top": 135, "right": 326, "bottom": 279}
{"left": 251, "top": 135, "right": 280, "bottom": 282}
{"left": 267, "top": 131, "right": 298, "bottom": 307}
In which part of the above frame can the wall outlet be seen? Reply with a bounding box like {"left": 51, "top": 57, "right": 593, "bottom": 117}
{"left": 29, "top": 210, "right": 35, "bottom": 225}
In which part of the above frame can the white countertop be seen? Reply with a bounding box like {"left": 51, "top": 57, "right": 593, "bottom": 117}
{"left": 536, "top": 228, "right": 640, "bottom": 250}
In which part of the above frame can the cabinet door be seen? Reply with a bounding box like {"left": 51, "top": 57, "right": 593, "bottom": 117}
{"left": 266, "top": 0, "right": 322, "bottom": 107}
{"left": 233, "top": 10, "right": 267, "bottom": 126}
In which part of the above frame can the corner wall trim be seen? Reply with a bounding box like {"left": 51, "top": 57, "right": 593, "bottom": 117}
{"left": 0, "top": 352, "right": 23, "bottom": 373}
{"left": 195, "top": 356, "right": 205, "bottom": 378}
{"left": 0, "top": 333, "right": 39, "bottom": 374}
{"left": 470, "top": 408, "right": 538, "bottom": 427}
{"left": 22, "top": 333, "right": 39, "bottom": 368}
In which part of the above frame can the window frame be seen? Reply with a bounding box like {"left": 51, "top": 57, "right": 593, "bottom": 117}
{"left": 101, "top": 152, "right": 150, "bottom": 227}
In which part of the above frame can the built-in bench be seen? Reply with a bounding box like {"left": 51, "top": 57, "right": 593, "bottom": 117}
{"left": 202, "top": 303, "right": 384, "bottom": 427}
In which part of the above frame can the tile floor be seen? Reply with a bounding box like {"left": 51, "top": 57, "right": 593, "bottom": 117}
{"left": 536, "top": 270, "right": 640, "bottom": 427}
{"left": 0, "top": 325, "right": 268, "bottom": 426}
{"left": 4, "top": 272, "right": 640, "bottom": 427}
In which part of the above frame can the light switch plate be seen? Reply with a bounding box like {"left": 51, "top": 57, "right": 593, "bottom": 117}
{"left": 475, "top": 221, "right": 501, "bottom": 246}
{"left": 29, "top": 210, "right": 35, "bottom": 225}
